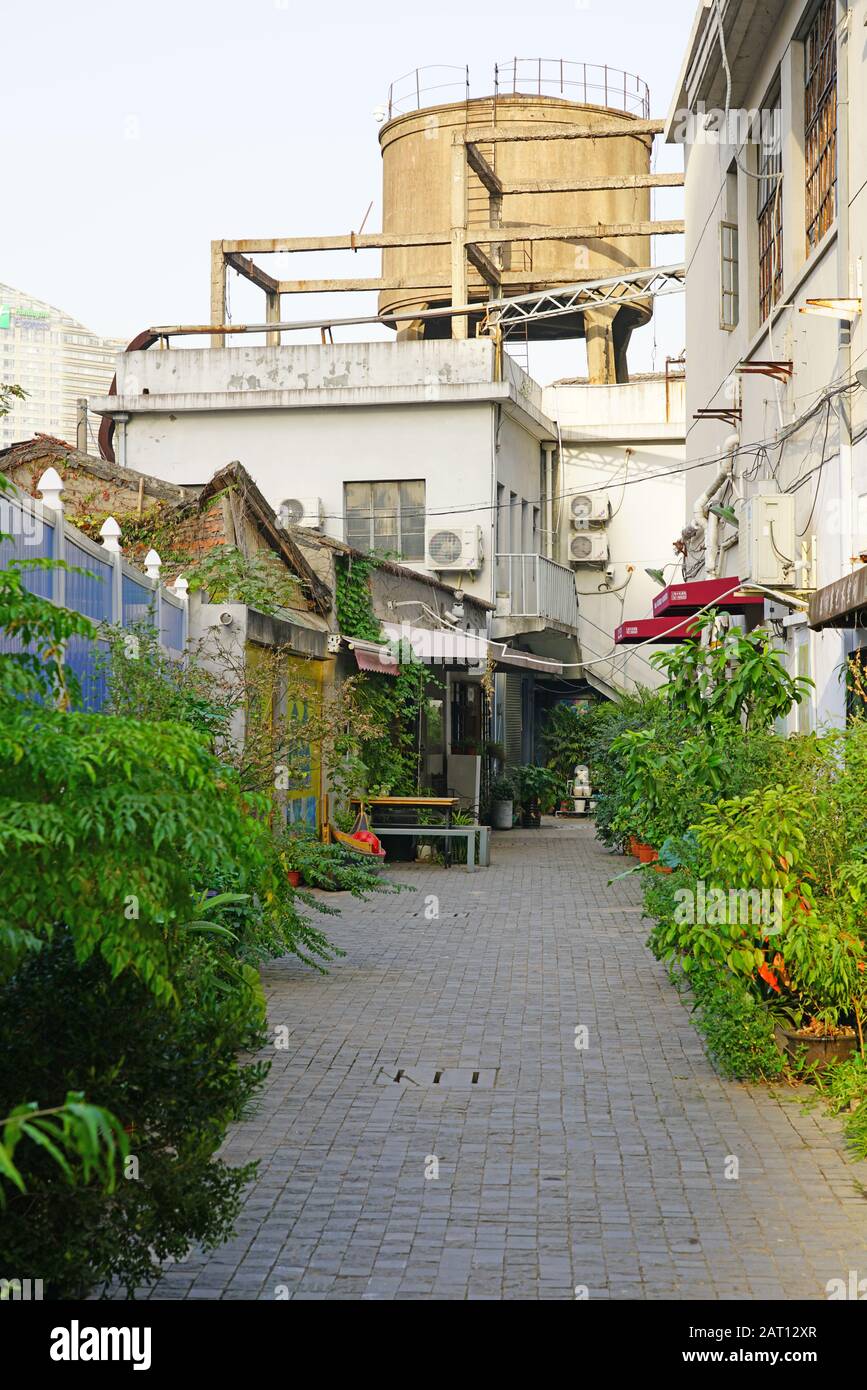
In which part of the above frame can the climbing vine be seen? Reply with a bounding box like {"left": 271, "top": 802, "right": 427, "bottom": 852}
{"left": 335, "top": 553, "right": 382, "bottom": 642}
{"left": 68, "top": 498, "right": 191, "bottom": 566}
{"left": 335, "top": 554, "right": 438, "bottom": 796}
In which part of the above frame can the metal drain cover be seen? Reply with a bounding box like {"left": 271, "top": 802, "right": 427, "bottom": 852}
{"left": 375, "top": 1066, "right": 497, "bottom": 1089}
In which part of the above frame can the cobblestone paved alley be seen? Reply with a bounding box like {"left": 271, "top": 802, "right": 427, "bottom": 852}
{"left": 146, "top": 820, "right": 867, "bottom": 1301}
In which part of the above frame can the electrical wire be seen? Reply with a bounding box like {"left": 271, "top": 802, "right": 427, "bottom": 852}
{"left": 294, "top": 372, "right": 864, "bottom": 529}
{"left": 796, "top": 397, "right": 832, "bottom": 536}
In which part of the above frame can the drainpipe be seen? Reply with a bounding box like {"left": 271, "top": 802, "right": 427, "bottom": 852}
{"left": 542, "top": 442, "right": 555, "bottom": 559}
{"left": 686, "top": 432, "right": 739, "bottom": 577}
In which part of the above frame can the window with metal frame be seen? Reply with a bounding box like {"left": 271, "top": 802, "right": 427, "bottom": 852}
{"left": 757, "top": 94, "right": 783, "bottom": 323}
{"left": 804, "top": 0, "right": 837, "bottom": 253}
{"left": 344, "top": 480, "right": 426, "bottom": 562}
{"left": 720, "top": 222, "right": 739, "bottom": 329}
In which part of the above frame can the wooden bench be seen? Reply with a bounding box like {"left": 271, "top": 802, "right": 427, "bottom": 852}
{"left": 372, "top": 824, "right": 491, "bottom": 871}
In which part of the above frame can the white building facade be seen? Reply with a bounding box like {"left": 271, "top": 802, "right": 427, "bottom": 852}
{"left": 667, "top": 0, "right": 867, "bottom": 730}
{"left": 92, "top": 339, "right": 686, "bottom": 673}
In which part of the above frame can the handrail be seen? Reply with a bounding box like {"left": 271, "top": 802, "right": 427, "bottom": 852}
{"left": 384, "top": 59, "right": 650, "bottom": 120}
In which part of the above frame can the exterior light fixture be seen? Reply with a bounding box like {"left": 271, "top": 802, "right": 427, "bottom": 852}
{"left": 799, "top": 298, "right": 862, "bottom": 321}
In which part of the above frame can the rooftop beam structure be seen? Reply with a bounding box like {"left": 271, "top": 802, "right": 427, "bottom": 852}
{"left": 462, "top": 118, "right": 665, "bottom": 143}
{"left": 503, "top": 172, "right": 684, "bottom": 193}
{"left": 480, "top": 264, "right": 685, "bottom": 332}
{"left": 465, "top": 143, "right": 502, "bottom": 196}
{"left": 211, "top": 112, "right": 681, "bottom": 344}
{"left": 465, "top": 242, "right": 502, "bottom": 289}
{"left": 151, "top": 264, "right": 685, "bottom": 342}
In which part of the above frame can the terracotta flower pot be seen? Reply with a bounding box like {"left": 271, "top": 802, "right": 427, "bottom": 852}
{"left": 286, "top": 869, "right": 301, "bottom": 887}
{"left": 774, "top": 1025, "right": 858, "bottom": 1070}
{"left": 626, "top": 835, "right": 640, "bottom": 858}
{"left": 636, "top": 842, "right": 658, "bottom": 864}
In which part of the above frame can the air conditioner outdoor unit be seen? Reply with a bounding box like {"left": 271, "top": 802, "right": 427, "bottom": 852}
{"left": 569, "top": 531, "right": 609, "bottom": 566}
{"left": 279, "top": 496, "right": 323, "bottom": 530}
{"left": 425, "top": 524, "right": 483, "bottom": 572}
{"left": 739, "top": 493, "right": 796, "bottom": 587}
{"left": 570, "top": 492, "right": 610, "bottom": 526}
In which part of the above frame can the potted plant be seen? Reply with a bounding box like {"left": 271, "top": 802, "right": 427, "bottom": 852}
{"left": 283, "top": 839, "right": 302, "bottom": 884}
{"left": 490, "top": 772, "right": 515, "bottom": 830}
{"left": 512, "top": 765, "right": 558, "bottom": 828}
{"left": 278, "top": 835, "right": 302, "bottom": 887}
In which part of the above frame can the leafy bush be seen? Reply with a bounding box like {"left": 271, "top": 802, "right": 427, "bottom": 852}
{"left": 278, "top": 827, "right": 401, "bottom": 896}
{"left": 805, "top": 1054, "right": 867, "bottom": 1160}
{"left": 185, "top": 544, "right": 303, "bottom": 615}
{"left": 541, "top": 701, "right": 607, "bottom": 781}
{"left": 0, "top": 519, "right": 340, "bottom": 1292}
{"left": 689, "top": 970, "right": 787, "bottom": 1081}
{"left": 511, "top": 764, "right": 560, "bottom": 813}
{"left": 651, "top": 613, "right": 813, "bottom": 731}
{"left": 489, "top": 773, "right": 515, "bottom": 801}
{"left": 0, "top": 934, "right": 266, "bottom": 1297}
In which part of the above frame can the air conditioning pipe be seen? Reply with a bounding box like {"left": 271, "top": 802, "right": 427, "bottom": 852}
{"left": 682, "top": 432, "right": 739, "bottom": 578}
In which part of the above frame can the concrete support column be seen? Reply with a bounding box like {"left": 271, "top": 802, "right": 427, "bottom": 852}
{"left": 210, "top": 241, "right": 227, "bottom": 350}
{"left": 584, "top": 305, "right": 618, "bottom": 383}
{"left": 450, "top": 138, "right": 468, "bottom": 340}
{"left": 396, "top": 317, "right": 426, "bottom": 342}
{"left": 265, "top": 290, "right": 281, "bottom": 348}
{"left": 76, "top": 399, "right": 88, "bottom": 453}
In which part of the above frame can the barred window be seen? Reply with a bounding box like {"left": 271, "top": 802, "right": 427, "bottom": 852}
{"left": 804, "top": 0, "right": 837, "bottom": 252}
{"left": 757, "top": 99, "right": 783, "bottom": 322}
{"left": 344, "top": 480, "right": 426, "bottom": 561}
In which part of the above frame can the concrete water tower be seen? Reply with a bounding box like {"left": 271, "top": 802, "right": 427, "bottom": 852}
{"left": 377, "top": 60, "right": 658, "bottom": 382}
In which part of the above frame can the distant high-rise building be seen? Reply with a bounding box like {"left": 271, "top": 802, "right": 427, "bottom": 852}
{"left": 0, "top": 284, "right": 125, "bottom": 451}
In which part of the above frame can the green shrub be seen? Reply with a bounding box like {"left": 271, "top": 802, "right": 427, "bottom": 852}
{"left": 689, "top": 971, "right": 787, "bottom": 1081}
{"left": 278, "top": 826, "right": 402, "bottom": 896}
{"left": 0, "top": 934, "right": 267, "bottom": 1298}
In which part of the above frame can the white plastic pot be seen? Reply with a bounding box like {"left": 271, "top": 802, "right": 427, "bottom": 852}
{"left": 491, "top": 799, "right": 513, "bottom": 830}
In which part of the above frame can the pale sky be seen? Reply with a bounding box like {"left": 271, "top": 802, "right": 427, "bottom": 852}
{"left": 3, "top": 0, "right": 696, "bottom": 382}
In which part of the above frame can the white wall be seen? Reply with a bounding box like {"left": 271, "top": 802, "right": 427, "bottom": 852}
{"left": 544, "top": 378, "right": 687, "bottom": 694}
{"left": 674, "top": 0, "right": 867, "bottom": 730}
{"left": 98, "top": 340, "right": 554, "bottom": 613}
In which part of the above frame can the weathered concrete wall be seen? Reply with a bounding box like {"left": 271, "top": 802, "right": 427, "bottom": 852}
{"left": 116, "top": 340, "right": 502, "bottom": 397}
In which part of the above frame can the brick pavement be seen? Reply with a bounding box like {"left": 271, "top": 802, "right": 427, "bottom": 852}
{"left": 142, "top": 820, "right": 867, "bottom": 1301}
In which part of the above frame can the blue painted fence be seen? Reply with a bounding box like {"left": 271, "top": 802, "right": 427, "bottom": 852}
{"left": 0, "top": 486, "right": 187, "bottom": 711}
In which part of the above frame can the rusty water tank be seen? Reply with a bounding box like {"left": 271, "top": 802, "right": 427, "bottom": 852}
{"left": 377, "top": 62, "right": 654, "bottom": 377}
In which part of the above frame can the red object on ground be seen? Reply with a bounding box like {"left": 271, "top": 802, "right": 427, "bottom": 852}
{"left": 352, "top": 829, "right": 383, "bottom": 855}
{"left": 636, "top": 842, "right": 659, "bottom": 864}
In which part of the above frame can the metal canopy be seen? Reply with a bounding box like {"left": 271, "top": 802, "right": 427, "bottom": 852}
{"left": 651, "top": 577, "right": 764, "bottom": 619}
{"left": 614, "top": 616, "right": 700, "bottom": 645}
{"left": 809, "top": 567, "right": 867, "bottom": 630}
